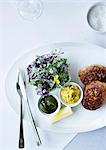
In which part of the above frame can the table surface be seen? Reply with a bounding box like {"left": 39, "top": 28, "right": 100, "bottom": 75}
{"left": 0, "top": 0, "right": 106, "bottom": 150}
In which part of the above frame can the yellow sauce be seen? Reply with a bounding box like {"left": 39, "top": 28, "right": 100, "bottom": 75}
{"left": 60, "top": 85, "right": 81, "bottom": 104}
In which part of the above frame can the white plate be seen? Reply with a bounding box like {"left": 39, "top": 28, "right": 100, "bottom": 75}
{"left": 5, "top": 42, "right": 106, "bottom": 133}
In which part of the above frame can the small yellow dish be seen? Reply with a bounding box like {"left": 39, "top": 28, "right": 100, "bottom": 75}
{"left": 59, "top": 82, "right": 83, "bottom": 107}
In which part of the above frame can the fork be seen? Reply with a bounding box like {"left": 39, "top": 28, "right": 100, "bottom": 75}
{"left": 16, "top": 73, "right": 25, "bottom": 148}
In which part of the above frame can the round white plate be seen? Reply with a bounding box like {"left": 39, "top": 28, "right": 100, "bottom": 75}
{"left": 5, "top": 42, "right": 106, "bottom": 133}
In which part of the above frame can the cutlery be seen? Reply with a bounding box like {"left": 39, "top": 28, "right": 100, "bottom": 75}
{"left": 18, "top": 71, "right": 42, "bottom": 146}
{"left": 16, "top": 73, "right": 25, "bottom": 148}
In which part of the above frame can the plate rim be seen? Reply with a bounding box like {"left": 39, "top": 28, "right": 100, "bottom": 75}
{"left": 5, "top": 42, "right": 106, "bottom": 133}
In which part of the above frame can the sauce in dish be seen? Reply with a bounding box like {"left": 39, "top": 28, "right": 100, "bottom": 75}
{"left": 38, "top": 95, "right": 58, "bottom": 114}
{"left": 60, "top": 85, "right": 81, "bottom": 104}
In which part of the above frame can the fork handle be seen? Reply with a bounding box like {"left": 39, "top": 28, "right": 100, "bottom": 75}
{"left": 19, "top": 98, "right": 24, "bottom": 148}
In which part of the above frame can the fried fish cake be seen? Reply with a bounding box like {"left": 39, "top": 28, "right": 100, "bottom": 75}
{"left": 82, "top": 81, "right": 106, "bottom": 110}
{"left": 79, "top": 65, "right": 106, "bottom": 85}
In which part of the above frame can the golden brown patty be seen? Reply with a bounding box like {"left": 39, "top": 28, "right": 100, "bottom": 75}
{"left": 79, "top": 65, "right": 106, "bottom": 85}
{"left": 82, "top": 81, "right": 106, "bottom": 110}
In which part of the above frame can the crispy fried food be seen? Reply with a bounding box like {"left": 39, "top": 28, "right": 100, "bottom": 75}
{"left": 82, "top": 81, "right": 106, "bottom": 110}
{"left": 79, "top": 65, "right": 106, "bottom": 85}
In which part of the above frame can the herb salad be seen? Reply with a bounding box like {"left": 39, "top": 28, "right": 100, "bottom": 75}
{"left": 27, "top": 50, "right": 71, "bottom": 96}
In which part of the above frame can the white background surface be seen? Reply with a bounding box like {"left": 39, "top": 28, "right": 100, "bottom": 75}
{"left": 0, "top": 0, "right": 106, "bottom": 150}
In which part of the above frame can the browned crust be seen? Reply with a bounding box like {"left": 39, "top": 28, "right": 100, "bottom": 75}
{"left": 82, "top": 81, "right": 106, "bottom": 110}
{"left": 79, "top": 65, "right": 106, "bottom": 85}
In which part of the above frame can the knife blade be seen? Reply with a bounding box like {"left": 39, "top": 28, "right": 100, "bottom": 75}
{"left": 18, "top": 70, "right": 42, "bottom": 146}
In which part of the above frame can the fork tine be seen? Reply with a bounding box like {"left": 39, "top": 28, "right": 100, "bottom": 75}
{"left": 16, "top": 82, "right": 20, "bottom": 90}
{"left": 17, "top": 71, "right": 20, "bottom": 83}
{"left": 23, "top": 73, "right": 26, "bottom": 87}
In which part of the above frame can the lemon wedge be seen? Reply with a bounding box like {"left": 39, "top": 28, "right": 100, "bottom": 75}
{"left": 51, "top": 107, "right": 73, "bottom": 123}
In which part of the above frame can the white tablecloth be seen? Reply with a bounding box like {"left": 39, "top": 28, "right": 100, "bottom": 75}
{"left": 0, "top": 0, "right": 106, "bottom": 149}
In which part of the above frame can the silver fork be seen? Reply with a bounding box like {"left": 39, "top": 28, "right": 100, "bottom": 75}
{"left": 16, "top": 73, "right": 25, "bottom": 148}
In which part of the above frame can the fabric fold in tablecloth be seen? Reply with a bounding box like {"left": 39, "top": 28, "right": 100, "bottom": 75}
{"left": 35, "top": 129, "right": 77, "bottom": 150}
